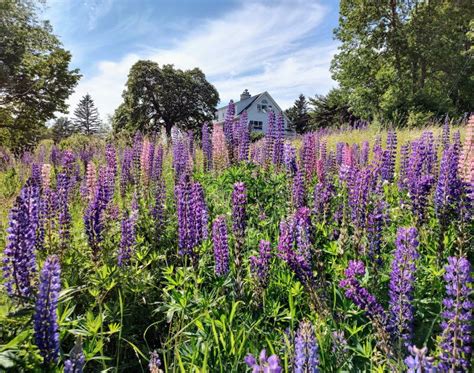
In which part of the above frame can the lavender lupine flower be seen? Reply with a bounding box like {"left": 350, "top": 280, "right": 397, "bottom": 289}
{"left": 278, "top": 217, "right": 313, "bottom": 287}
{"left": 244, "top": 349, "right": 282, "bottom": 373}
{"left": 62, "top": 150, "right": 76, "bottom": 177}
{"left": 202, "top": 122, "right": 213, "bottom": 171}
{"left": 347, "top": 167, "right": 373, "bottom": 231}
{"left": 435, "top": 145, "right": 463, "bottom": 224}
{"left": 398, "top": 144, "right": 410, "bottom": 190}
{"left": 2, "top": 179, "right": 40, "bottom": 297}
{"left": 212, "top": 215, "right": 229, "bottom": 276}
{"left": 389, "top": 227, "right": 419, "bottom": 349}
{"left": 294, "top": 320, "right": 319, "bottom": 373}
{"left": 152, "top": 179, "right": 165, "bottom": 234}
{"left": 31, "top": 163, "right": 42, "bottom": 186}
{"left": 232, "top": 182, "right": 247, "bottom": 240}
{"left": 294, "top": 207, "right": 312, "bottom": 263}
{"left": 132, "top": 132, "right": 143, "bottom": 177}
{"left": 265, "top": 111, "right": 276, "bottom": 163}
{"left": 283, "top": 143, "right": 297, "bottom": 175}
{"left": 272, "top": 113, "right": 284, "bottom": 166}
{"left": 224, "top": 100, "right": 235, "bottom": 161}
{"left": 120, "top": 148, "right": 133, "bottom": 196}
{"left": 339, "top": 260, "right": 387, "bottom": 326}
{"left": 404, "top": 346, "right": 437, "bottom": 373}
{"left": 292, "top": 168, "right": 305, "bottom": 209}
{"left": 118, "top": 195, "right": 139, "bottom": 266}
{"left": 149, "top": 350, "right": 162, "bottom": 373}
{"left": 34, "top": 255, "right": 61, "bottom": 364}
{"left": 173, "top": 138, "right": 191, "bottom": 183}
{"left": 249, "top": 240, "right": 271, "bottom": 290}
{"left": 238, "top": 111, "right": 250, "bottom": 162}
{"left": 300, "top": 133, "right": 318, "bottom": 181}
{"left": 331, "top": 331, "right": 349, "bottom": 355}
{"left": 64, "top": 338, "right": 86, "bottom": 373}
{"left": 50, "top": 146, "right": 61, "bottom": 168}
{"left": 105, "top": 143, "right": 117, "bottom": 177}
{"left": 152, "top": 144, "right": 164, "bottom": 182}
{"left": 438, "top": 256, "right": 472, "bottom": 372}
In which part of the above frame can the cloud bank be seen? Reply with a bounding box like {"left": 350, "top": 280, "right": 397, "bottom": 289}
{"left": 63, "top": 0, "right": 337, "bottom": 119}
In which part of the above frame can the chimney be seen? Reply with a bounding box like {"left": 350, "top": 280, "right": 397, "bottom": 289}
{"left": 240, "top": 89, "right": 251, "bottom": 101}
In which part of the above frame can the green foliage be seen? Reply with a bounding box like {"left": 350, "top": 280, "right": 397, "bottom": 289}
{"left": 51, "top": 117, "right": 74, "bottom": 144}
{"left": 285, "top": 94, "right": 310, "bottom": 134}
{"left": 72, "top": 94, "right": 101, "bottom": 136}
{"left": 308, "top": 88, "right": 353, "bottom": 129}
{"left": 331, "top": 0, "right": 474, "bottom": 124}
{"left": 0, "top": 0, "right": 81, "bottom": 152}
{"left": 112, "top": 60, "right": 219, "bottom": 136}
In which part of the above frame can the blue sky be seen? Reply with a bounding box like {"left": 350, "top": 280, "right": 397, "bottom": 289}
{"left": 43, "top": 0, "right": 340, "bottom": 119}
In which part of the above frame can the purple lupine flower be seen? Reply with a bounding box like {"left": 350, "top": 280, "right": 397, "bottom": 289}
{"left": 339, "top": 260, "right": 387, "bottom": 326}
{"left": 64, "top": 338, "right": 86, "bottom": 373}
{"left": 249, "top": 240, "right": 272, "bottom": 290}
{"left": 336, "top": 142, "right": 344, "bottom": 166}
{"left": 152, "top": 144, "right": 164, "bottom": 182}
{"left": 57, "top": 173, "right": 71, "bottom": 250}
{"left": 120, "top": 148, "right": 133, "bottom": 196}
{"left": 31, "top": 163, "right": 42, "bottom": 186}
{"left": 34, "top": 255, "right": 61, "bottom": 364}
{"left": 313, "top": 180, "right": 333, "bottom": 222}
{"left": 294, "top": 320, "right": 319, "bottom": 373}
{"left": 176, "top": 179, "right": 196, "bottom": 256}
{"left": 272, "top": 113, "right": 284, "bottom": 166}
{"left": 2, "top": 179, "right": 40, "bottom": 297}
{"left": 84, "top": 173, "right": 110, "bottom": 260}
{"left": 367, "top": 194, "right": 388, "bottom": 265}
{"left": 278, "top": 216, "right": 313, "bottom": 287}
{"left": 404, "top": 345, "right": 437, "bottom": 373}
{"left": 118, "top": 195, "right": 138, "bottom": 266}
{"left": 152, "top": 179, "right": 165, "bottom": 235}
{"left": 244, "top": 349, "right": 282, "bottom": 373}
{"left": 442, "top": 116, "right": 450, "bottom": 151}
{"left": 292, "top": 168, "right": 305, "bottom": 209}
{"left": 202, "top": 122, "right": 213, "bottom": 171}
{"left": 347, "top": 167, "right": 373, "bottom": 231}
{"left": 50, "top": 146, "right": 61, "bottom": 168}
{"left": 389, "top": 227, "right": 419, "bottom": 349}
{"left": 132, "top": 132, "right": 143, "bottom": 178}
{"left": 294, "top": 207, "right": 312, "bottom": 263}
{"left": 300, "top": 133, "right": 318, "bottom": 181}
{"left": 232, "top": 182, "right": 247, "bottom": 240}
{"left": 283, "top": 143, "right": 297, "bottom": 175}
{"left": 398, "top": 143, "right": 410, "bottom": 190}
{"left": 438, "top": 256, "right": 472, "bottom": 372}
{"left": 212, "top": 215, "right": 229, "bottom": 276}
{"left": 331, "top": 331, "right": 349, "bottom": 355}
{"left": 361, "top": 141, "right": 370, "bottom": 166}
{"left": 265, "top": 111, "right": 276, "bottom": 163}
{"left": 149, "top": 350, "right": 162, "bottom": 373}
{"left": 105, "top": 143, "right": 117, "bottom": 178}
{"left": 238, "top": 111, "right": 250, "bottom": 162}
{"left": 62, "top": 150, "right": 76, "bottom": 177}
{"left": 191, "top": 182, "right": 209, "bottom": 242}
{"left": 435, "top": 145, "right": 463, "bottom": 224}
{"left": 224, "top": 100, "right": 235, "bottom": 161}
{"left": 173, "top": 138, "right": 190, "bottom": 183}
{"left": 404, "top": 138, "right": 436, "bottom": 221}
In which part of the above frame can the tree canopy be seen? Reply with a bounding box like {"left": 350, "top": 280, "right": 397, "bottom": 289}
{"left": 112, "top": 60, "right": 219, "bottom": 136}
{"left": 0, "top": 0, "right": 81, "bottom": 151}
{"left": 331, "top": 0, "right": 473, "bottom": 124}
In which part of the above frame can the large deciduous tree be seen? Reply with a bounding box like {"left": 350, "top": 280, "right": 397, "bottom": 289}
{"left": 73, "top": 94, "right": 101, "bottom": 135}
{"left": 331, "top": 0, "right": 473, "bottom": 124}
{"left": 0, "top": 0, "right": 81, "bottom": 151}
{"left": 113, "top": 60, "right": 219, "bottom": 136}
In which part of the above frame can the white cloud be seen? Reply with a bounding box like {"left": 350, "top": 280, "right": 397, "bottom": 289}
{"left": 63, "top": 0, "right": 338, "bottom": 119}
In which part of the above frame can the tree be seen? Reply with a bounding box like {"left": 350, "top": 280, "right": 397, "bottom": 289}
{"left": 113, "top": 60, "right": 219, "bottom": 136}
{"left": 73, "top": 94, "right": 101, "bottom": 135}
{"left": 0, "top": 0, "right": 81, "bottom": 151}
{"left": 51, "top": 117, "right": 74, "bottom": 143}
{"left": 285, "top": 94, "right": 310, "bottom": 134}
{"left": 308, "top": 88, "right": 353, "bottom": 129}
{"left": 331, "top": 1, "right": 473, "bottom": 124}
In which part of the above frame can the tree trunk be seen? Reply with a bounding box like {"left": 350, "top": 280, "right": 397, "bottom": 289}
{"left": 165, "top": 122, "right": 172, "bottom": 138}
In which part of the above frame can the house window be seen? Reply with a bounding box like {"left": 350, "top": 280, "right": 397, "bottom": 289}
{"left": 250, "top": 120, "right": 263, "bottom": 130}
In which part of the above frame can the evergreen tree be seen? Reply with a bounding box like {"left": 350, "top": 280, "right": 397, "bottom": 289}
{"left": 51, "top": 117, "right": 74, "bottom": 143}
{"left": 73, "top": 94, "right": 101, "bottom": 135}
{"left": 285, "top": 94, "right": 310, "bottom": 134}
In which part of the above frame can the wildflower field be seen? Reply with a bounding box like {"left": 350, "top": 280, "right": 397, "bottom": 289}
{"left": 0, "top": 110, "right": 472, "bottom": 372}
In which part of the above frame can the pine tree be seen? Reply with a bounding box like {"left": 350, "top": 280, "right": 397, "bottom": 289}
{"left": 73, "top": 94, "right": 101, "bottom": 135}
{"left": 51, "top": 117, "right": 74, "bottom": 143}
{"left": 285, "top": 94, "right": 310, "bottom": 134}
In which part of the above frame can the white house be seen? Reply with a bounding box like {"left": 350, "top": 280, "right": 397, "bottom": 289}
{"left": 213, "top": 90, "right": 294, "bottom": 137}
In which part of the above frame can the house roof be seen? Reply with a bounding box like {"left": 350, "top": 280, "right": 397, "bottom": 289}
{"left": 217, "top": 92, "right": 264, "bottom": 115}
